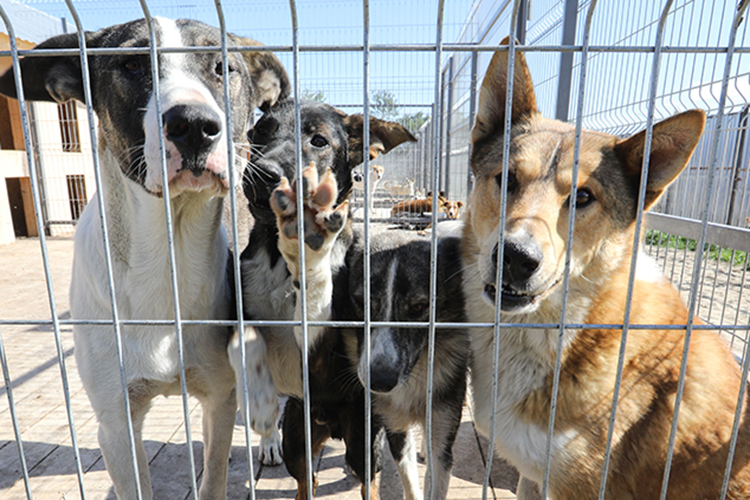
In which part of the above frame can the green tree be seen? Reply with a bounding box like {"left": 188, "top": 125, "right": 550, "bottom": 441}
{"left": 371, "top": 89, "right": 399, "bottom": 121}
{"left": 399, "top": 111, "right": 429, "bottom": 131}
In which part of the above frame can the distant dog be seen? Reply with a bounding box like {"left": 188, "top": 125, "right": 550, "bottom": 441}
{"left": 353, "top": 164, "right": 385, "bottom": 212}
{"left": 271, "top": 166, "right": 469, "bottom": 500}
{"left": 0, "top": 18, "right": 288, "bottom": 500}
{"left": 230, "top": 99, "right": 415, "bottom": 464}
{"left": 441, "top": 199, "right": 464, "bottom": 219}
{"left": 391, "top": 191, "right": 463, "bottom": 219}
{"left": 353, "top": 164, "right": 385, "bottom": 191}
{"left": 463, "top": 38, "right": 750, "bottom": 499}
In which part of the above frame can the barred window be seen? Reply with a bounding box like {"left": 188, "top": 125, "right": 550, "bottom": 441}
{"left": 57, "top": 99, "right": 81, "bottom": 153}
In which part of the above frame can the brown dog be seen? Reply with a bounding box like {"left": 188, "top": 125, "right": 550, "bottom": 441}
{"left": 463, "top": 37, "right": 750, "bottom": 500}
{"left": 391, "top": 191, "right": 463, "bottom": 218}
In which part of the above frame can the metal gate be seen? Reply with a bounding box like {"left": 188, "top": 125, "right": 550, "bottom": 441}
{"left": 1, "top": 0, "right": 750, "bottom": 499}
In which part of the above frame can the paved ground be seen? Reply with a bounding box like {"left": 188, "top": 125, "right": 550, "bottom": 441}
{"left": 0, "top": 236, "right": 519, "bottom": 500}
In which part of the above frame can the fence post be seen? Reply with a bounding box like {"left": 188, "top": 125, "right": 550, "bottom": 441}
{"left": 556, "top": 0, "right": 578, "bottom": 121}
{"left": 727, "top": 106, "right": 750, "bottom": 226}
{"left": 517, "top": 0, "right": 529, "bottom": 44}
{"left": 444, "top": 56, "right": 454, "bottom": 198}
{"left": 467, "top": 50, "right": 478, "bottom": 196}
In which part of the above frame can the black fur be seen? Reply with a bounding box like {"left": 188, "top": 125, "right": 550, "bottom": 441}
{"left": 283, "top": 233, "right": 470, "bottom": 496}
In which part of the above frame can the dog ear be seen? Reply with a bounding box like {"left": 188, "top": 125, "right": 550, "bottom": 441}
{"left": 232, "top": 36, "right": 291, "bottom": 112}
{"left": 342, "top": 114, "right": 417, "bottom": 168}
{"left": 0, "top": 32, "right": 105, "bottom": 103}
{"left": 615, "top": 109, "right": 705, "bottom": 210}
{"left": 457, "top": 201, "right": 464, "bottom": 208}
{"left": 471, "top": 36, "right": 537, "bottom": 146}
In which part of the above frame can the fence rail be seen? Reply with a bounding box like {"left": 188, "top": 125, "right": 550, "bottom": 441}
{"left": 1, "top": 0, "right": 750, "bottom": 499}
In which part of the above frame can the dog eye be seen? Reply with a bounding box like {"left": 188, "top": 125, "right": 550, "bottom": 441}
{"left": 495, "top": 170, "right": 517, "bottom": 194}
{"left": 574, "top": 188, "right": 595, "bottom": 208}
{"left": 410, "top": 302, "right": 427, "bottom": 314}
{"left": 123, "top": 58, "right": 142, "bottom": 74}
{"left": 311, "top": 135, "right": 328, "bottom": 148}
{"left": 214, "top": 61, "right": 238, "bottom": 76}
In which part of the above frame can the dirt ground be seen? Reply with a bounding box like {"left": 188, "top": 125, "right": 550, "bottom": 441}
{"left": 644, "top": 242, "right": 750, "bottom": 355}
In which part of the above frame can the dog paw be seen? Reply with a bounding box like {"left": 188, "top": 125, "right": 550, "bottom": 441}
{"left": 270, "top": 163, "right": 349, "bottom": 279}
{"left": 246, "top": 375, "right": 279, "bottom": 438}
{"left": 258, "top": 427, "right": 284, "bottom": 466}
{"left": 230, "top": 332, "right": 280, "bottom": 438}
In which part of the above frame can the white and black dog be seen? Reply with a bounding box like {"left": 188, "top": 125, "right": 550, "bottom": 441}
{"left": 269, "top": 166, "right": 469, "bottom": 500}
{"left": 229, "top": 98, "right": 417, "bottom": 466}
{"left": 0, "top": 18, "right": 288, "bottom": 500}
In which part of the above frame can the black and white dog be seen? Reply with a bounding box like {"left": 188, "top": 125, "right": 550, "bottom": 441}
{"left": 270, "top": 166, "right": 469, "bottom": 500}
{"left": 0, "top": 18, "right": 288, "bottom": 500}
{"left": 228, "top": 99, "right": 416, "bottom": 465}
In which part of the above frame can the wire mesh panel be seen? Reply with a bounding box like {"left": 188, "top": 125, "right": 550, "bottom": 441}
{"left": 1, "top": 0, "right": 750, "bottom": 500}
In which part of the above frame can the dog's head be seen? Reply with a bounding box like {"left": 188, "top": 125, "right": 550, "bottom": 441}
{"left": 243, "top": 100, "right": 415, "bottom": 224}
{"left": 0, "top": 18, "right": 289, "bottom": 199}
{"left": 372, "top": 165, "right": 385, "bottom": 181}
{"left": 346, "top": 235, "right": 465, "bottom": 393}
{"left": 442, "top": 200, "right": 464, "bottom": 219}
{"left": 467, "top": 37, "right": 705, "bottom": 316}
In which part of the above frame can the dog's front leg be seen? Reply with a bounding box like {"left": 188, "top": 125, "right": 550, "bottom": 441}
{"left": 270, "top": 163, "right": 349, "bottom": 349}
{"left": 197, "top": 387, "right": 236, "bottom": 500}
{"left": 516, "top": 476, "right": 544, "bottom": 500}
{"left": 95, "top": 387, "right": 154, "bottom": 500}
{"left": 386, "top": 429, "right": 422, "bottom": 500}
{"left": 228, "top": 327, "right": 282, "bottom": 445}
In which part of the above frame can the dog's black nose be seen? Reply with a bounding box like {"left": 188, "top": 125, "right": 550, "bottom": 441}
{"left": 369, "top": 362, "right": 400, "bottom": 393}
{"left": 496, "top": 240, "right": 542, "bottom": 283}
{"left": 164, "top": 104, "right": 222, "bottom": 171}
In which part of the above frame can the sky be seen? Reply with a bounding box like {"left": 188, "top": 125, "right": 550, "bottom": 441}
{"left": 8, "top": 0, "right": 478, "bottom": 111}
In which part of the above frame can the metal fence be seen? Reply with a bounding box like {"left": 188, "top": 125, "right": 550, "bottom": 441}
{"left": 1, "top": 0, "right": 750, "bottom": 499}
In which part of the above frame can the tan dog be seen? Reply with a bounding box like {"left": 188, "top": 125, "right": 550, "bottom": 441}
{"left": 463, "top": 38, "right": 750, "bottom": 500}
{"left": 391, "top": 191, "right": 463, "bottom": 218}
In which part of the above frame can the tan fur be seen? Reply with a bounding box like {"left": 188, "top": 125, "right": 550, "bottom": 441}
{"left": 463, "top": 37, "right": 750, "bottom": 500}
{"left": 391, "top": 191, "right": 464, "bottom": 218}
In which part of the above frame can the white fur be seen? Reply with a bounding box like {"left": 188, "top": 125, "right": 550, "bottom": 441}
{"left": 353, "top": 165, "right": 384, "bottom": 213}
{"left": 142, "top": 20, "right": 231, "bottom": 196}
{"left": 396, "top": 428, "right": 422, "bottom": 500}
{"left": 70, "top": 18, "right": 277, "bottom": 499}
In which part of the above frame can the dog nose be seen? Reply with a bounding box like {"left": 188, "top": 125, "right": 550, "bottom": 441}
{"left": 369, "top": 362, "right": 400, "bottom": 393}
{"left": 496, "top": 240, "right": 542, "bottom": 283}
{"left": 163, "top": 104, "right": 222, "bottom": 170}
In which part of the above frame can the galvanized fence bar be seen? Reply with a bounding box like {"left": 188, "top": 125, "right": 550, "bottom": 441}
{"left": 0, "top": 327, "right": 32, "bottom": 499}
{"left": 555, "top": 0, "right": 578, "bottom": 121}
{"left": 134, "top": 7, "right": 201, "bottom": 499}
{"left": 363, "top": 0, "right": 373, "bottom": 497}
{"left": 213, "top": 0, "right": 258, "bottom": 496}
{"left": 9, "top": 43, "right": 750, "bottom": 59}
{"left": 0, "top": 4, "right": 88, "bottom": 499}
{"left": 467, "top": 50, "right": 478, "bottom": 195}
{"left": 484, "top": 1, "right": 522, "bottom": 498}
{"left": 598, "top": 0, "right": 674, "bottom": 497}
{"left": 286, "top": 2, "right": 316, "bottom": 500}
{"left": 3, "top": 0, "right": 750, "bottom": 498}
{"left": 661, "top": 1, "right": 749, "bottom": 498}
{"left": 542, "top": 1, "right": 598, "bottom": 498}
{"left": 426, "top": 1, "right": 447, "bottom": 498}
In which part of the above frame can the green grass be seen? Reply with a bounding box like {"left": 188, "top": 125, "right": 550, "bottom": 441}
{"left": 645, "top": 230, "right": 750, "bottom": 269}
